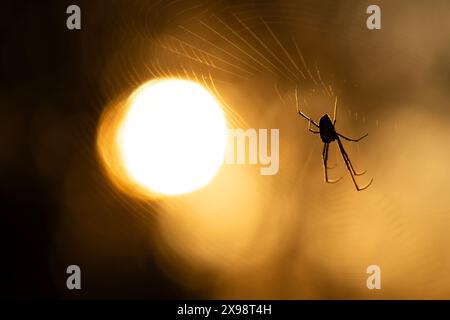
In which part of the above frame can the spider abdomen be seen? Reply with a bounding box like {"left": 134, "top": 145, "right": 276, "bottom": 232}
{"left": 319, "top": 114, "right": 337, "bottom": 143}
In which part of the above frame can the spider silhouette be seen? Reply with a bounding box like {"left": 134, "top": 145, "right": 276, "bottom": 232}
{"left": 295, "top": 88, "right": 373, "bottom": 191}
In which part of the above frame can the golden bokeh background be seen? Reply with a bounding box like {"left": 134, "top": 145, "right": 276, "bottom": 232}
{"left": 3, "top": 0, "right": 450, "bottom": 298}
{"left": 60, "top": 0, "right": 450, "bottom": 299}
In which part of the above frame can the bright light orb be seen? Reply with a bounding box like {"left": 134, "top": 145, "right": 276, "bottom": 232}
{"left": 117, "top": 79, "right": 227, "bottom": 196}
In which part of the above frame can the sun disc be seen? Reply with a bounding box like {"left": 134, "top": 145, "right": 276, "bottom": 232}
{"left": 116, "top": 79, "right": 227, "bottom": 196}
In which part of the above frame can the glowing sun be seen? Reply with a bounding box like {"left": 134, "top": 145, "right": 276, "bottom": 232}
{"left": 114, "top": 79, "right": 227, "bottom": 196}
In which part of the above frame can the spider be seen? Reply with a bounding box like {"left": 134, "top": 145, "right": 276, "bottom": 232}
{"left": 295, "top": 88, "right": 373, "bottom": 191}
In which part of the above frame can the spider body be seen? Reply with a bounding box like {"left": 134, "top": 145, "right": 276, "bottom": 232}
{"left": 295, "top": 88, "right": 373, "bottom": 191}
{"left": 319, "top": 114, "right": 337, "bottom": 143}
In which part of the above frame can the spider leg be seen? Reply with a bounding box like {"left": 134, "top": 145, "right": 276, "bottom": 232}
{"left": 308, "top": 120, "right": 320, "bottom": 133}
{"left": 336, "top": 136, "right": 366, "bottom": 175}
{"left": 322, "top": 143, "right": 343, "bottom": 183}
{"left": 336, "top": 138, "right": 373, "bottom": 191}
{"left": 299, "top": 111, "right": 319, "bottom": 129}
{"left": 296, "top": 86, "right": 320, "bottom": 128}
{"left": 325, "top": 143, "right": 338, "bottom": 169}
{"left": 338, "top": 132, "right": 368, "bottom": 142}
{"left": 333, "top": 96, "right": 338, "bottom": 125}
